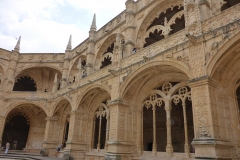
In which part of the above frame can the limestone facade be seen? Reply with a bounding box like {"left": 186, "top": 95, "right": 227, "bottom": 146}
{"left": 0, "top": 0, "right": 240, "bottom": 159}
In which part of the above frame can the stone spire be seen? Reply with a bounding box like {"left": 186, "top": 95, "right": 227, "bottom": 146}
{"left": 90, "top": 14, "right": 97, "bottom": 31}
{"left": 66, "top": 35, "right": 72, "bottom": 50}
{"left": 14, "top": 36, "right": 21, "bottom": 52}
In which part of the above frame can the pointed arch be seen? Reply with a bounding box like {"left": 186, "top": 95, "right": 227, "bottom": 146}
{"left": 94, "top": 33, "right": 125, "bottom": 69}
{"left": 51, "top": 97, "right": 72, "bottom": 117}
{"left": 120, "top": 60, "right": 192, "bottom": 99}
{"left": 136, "top": 0, "right": 184, "bottom": 48}
{"left": 207, "top": 30, "right": 240, "bottom": 78}
{"left": 76, "top": 84, "right": 111, "bottom": 110}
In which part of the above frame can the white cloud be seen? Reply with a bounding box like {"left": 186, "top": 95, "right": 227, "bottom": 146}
{"left": 0, "top": 0, "right": 126, "bottom": 53}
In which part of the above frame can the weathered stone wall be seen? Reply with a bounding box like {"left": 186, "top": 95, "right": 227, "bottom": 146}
{"left": 0, "top": 0, "right": 240, "bottom": 159}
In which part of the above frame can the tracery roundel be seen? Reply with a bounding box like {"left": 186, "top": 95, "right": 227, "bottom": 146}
{"left": 179, "top": 87, "right": 188, "bottom": 96}
{"left": 162, "top": 82, "right": 172, "bottom": 93}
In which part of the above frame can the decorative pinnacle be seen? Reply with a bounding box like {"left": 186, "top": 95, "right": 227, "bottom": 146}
{"left": 90, "top": 13, "right": 97, "bottom": 31}
{"left": 14, "top": 36, "right": 21, "bottom": 52}
{"left": 66, "top": 35, "right": 72, "bottom": 50}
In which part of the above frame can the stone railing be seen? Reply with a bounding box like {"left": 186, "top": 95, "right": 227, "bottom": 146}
{"left": 6, "top": 91, "right": 53, "bottom": 100}
{"left": 55, "top": 65, "right": 111, "bottom": 96}
{"left": 202, "top": 3, "right": 240, "bottom": 33}
{"left": 121, "top": 29, "right": 187, "bottom": 67}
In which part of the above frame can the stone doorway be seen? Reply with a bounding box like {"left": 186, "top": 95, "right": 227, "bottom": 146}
{"left": 2, "top": 113, "right": 30, "bottom": 150}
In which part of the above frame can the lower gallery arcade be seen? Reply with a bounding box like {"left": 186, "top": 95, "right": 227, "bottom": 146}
{"left": 1, "top": 61, "right": 240, "bottom": 160}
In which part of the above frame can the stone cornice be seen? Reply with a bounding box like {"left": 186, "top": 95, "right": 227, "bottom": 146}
{"left": 107, "top": 99, "right": 129, "bottom": 107}
{"left": 188, "top": 76, "right": 217, "bottom": 88}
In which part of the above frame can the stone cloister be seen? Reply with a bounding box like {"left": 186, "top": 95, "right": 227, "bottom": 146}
{"left": 1, "top": 0, "right": 240, "bottom": 159}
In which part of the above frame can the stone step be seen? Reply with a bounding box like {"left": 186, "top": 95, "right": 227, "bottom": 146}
{"left": 0, "top": 153, "right": 64, "bottom": 160}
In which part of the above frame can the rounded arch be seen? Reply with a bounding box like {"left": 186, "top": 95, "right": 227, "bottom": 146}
{"left": 76, "top": 84, "right": 111, "bottom": 110}
{"left": 120, "top": 60, "right": 192, "bottom": 99}
{"left": 68, "top": 55, "right": 86, "bottom": 83}
{"left": 2, "top": 101, "right": 48, "bottom": 151}
{"left": 207, "top": 30, "right": 240, "bottom": 77}
{"left": 136, "top": 0, "right": 184, "bottom": 48}
{"left": 14, "top": 66, "right": 62, "bottom": 92}
{"left": 4, "top": 101, "right": 48, "bottom": 117}
{"left": 94, "top": 33, "right": 125, "bottom": 69}
{"left": 16, "top": 64, "right": 63, "bottom": 76}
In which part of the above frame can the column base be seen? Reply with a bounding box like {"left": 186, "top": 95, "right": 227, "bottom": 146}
{"left": 63, "top": 150, "right": 74, "bottom": 160}
{"left": 166, "top": 145, "right": 173, "bottom": 157}
{"left": 106, "top": 141, "right": 134, "bottom": 160}
{"left": 192, "top": 139, "right": 237, "bottom": 159}
{"left": 107, "top": 140, "right": 134, "bottom": 154}
{"left": 184, "top": 144, "right": 190, "bottom": 157}
{"left": 65, "top": 141, "right": 86, "bottom": 151}
{"left": 64, "top": 142, "right": 87, "bottom": 160}
{"left": 42, "top": 141, "right": 58, "bottom": 157}
{"left": 105, "top": 153, "right": 133, "bottom": 160}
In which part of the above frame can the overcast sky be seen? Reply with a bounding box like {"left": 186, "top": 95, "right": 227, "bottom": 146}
{"left": 0, "top": 0, "right": 126, "bottom": 53}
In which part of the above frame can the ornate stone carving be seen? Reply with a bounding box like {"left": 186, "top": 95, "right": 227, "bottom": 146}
{"left": 192, "top": 86, "right": 211, "bottom": 138}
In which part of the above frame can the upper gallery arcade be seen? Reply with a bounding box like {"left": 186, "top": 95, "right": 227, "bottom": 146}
{"left": 0, "top": 0, "right": 240, "bottom": 160}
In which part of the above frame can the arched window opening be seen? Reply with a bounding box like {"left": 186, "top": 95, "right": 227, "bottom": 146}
{"left": 100, "top": 56, "right": 112, "bottom": 69}
{"left": 81, "top": 60, "right": 86, "bottom": 67}
{"left": 171, "top": 86, "right": 194, "bottom": 153}
{"left": 144, "top": 5, "right": 184, "bottom": 48}
{"left": 142, "top": 82, "right": 195, "bottom": 154}
{"left": 221, "top": 0, "right": 240, "bottom": 11}
{"left": 236, "top": 86, "right": 240, "bottom": 112}
{"left": 169, "top": 15, "right": 185, "bottom": 36}
{"left": 93, "top": 106, "right": 107, "bottom": 149}
{"left": 13, "top": 76, "right": 37, "bottom": 91}
{"left": 2, "top": 113, "right": 30, "bottom": 150}
{"left": 0, "top": 72, "right": 2, "bottom": 85}
{"left": 63, "top": 118, "right": 70, "bottom": 143}
{"left": 143, "top": 94, "right": 166, "bottom": 152}
{"left": 100, "top": 43, "right": 114, "bottom": 69}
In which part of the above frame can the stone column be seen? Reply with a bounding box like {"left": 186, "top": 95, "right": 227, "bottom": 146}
{"left": 106, "top": 100, "right": 133, "bottom": 160}
{"left": 124, "top": 0, "right": 135, "bottom": 58}
{"left": 152, "top": 106, "right": 157, "bottom": 156}
{"left": 182, "top": 103, "right": 190, "bottom": 155}
{"left": 105, "top": 112, "right": 110, "bottom": 150}
{"left": 189, "top": 77, "right": 231, "bottom": 159}
{"left": 165, "top": 102, "right": 173, "bottom": 157}
{"left": 0, "top": 116, "right": 6, "bottom": 149}
{"left": 64, "top": 110, "right": 85, "bottom": 159}
{"left": 42, "top": 117, "right": 58, "bottom": 156}
{"left": 197, "top": 0, "right": 211, "bottom": 21}
{"left": 52, "top": 73, "right": 58, "bottom": 92}
{"left": 61, "top": 57, "right": 70, "bottom": 88}
{"left": 184, "top": 0, "right": 202, "bottom": 36}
